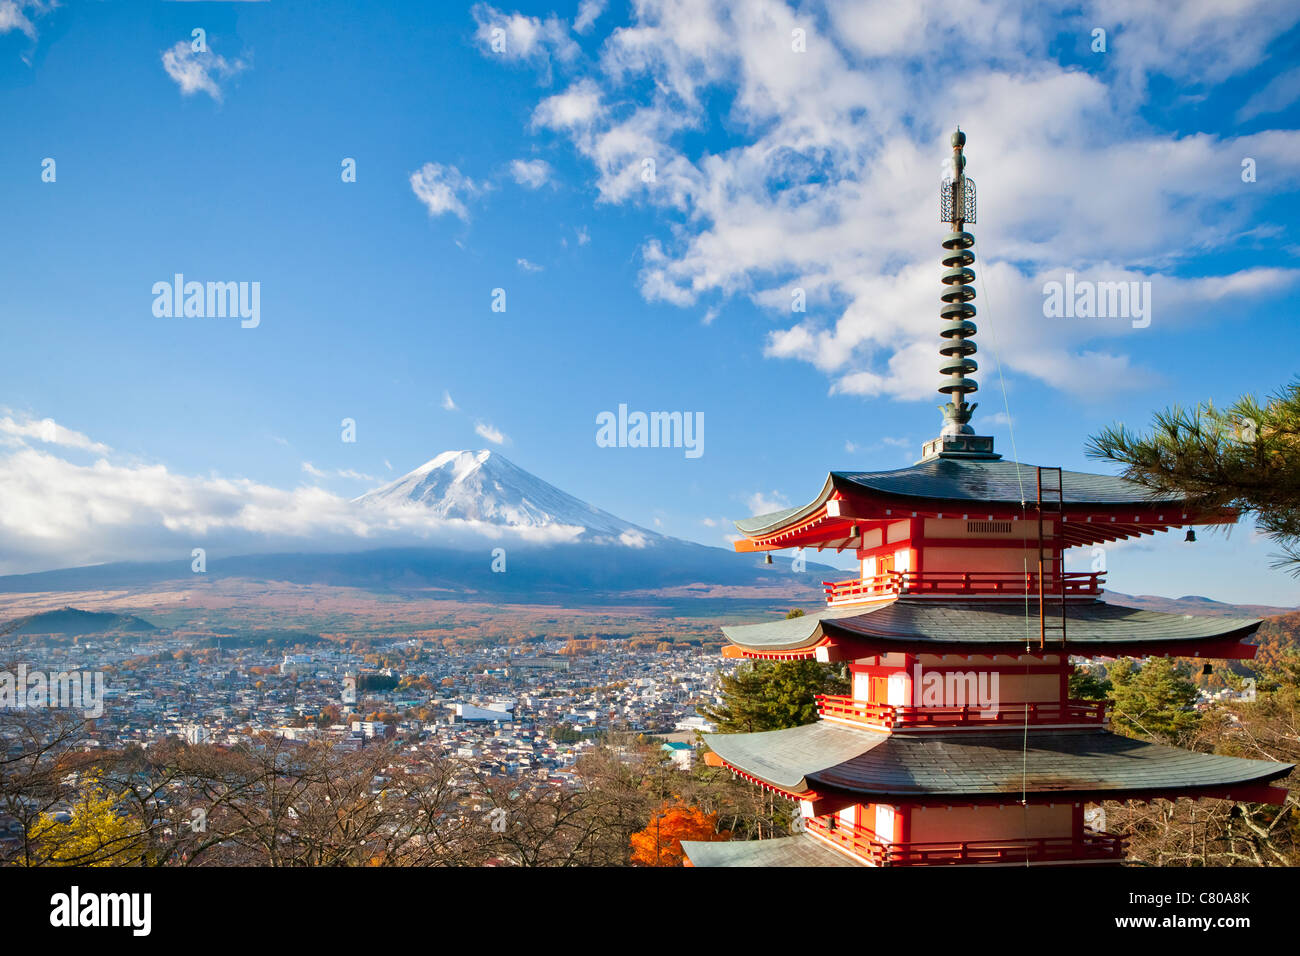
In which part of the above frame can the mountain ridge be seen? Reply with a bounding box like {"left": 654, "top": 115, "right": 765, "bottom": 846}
{"left": 0, "top": 451, "right": 833, "bottom": 597}
{"left": 355, "top": 449, "right": 646, "bottom": 541}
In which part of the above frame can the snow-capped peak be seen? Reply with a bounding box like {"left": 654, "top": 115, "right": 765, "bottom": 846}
{"left": 355, "top": 450, "right": 648, "bottom": 539}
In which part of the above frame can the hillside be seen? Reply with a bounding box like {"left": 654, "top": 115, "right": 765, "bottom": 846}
{"left": 2, "top": 606, "right": 157, "bottom": 636}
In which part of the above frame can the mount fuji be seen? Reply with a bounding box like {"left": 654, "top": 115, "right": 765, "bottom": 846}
{"left": 0, "top": 450, "right": 831, "bottom": 601}
{"left": 355, "top": 450, "right": 643, "bottom": 542}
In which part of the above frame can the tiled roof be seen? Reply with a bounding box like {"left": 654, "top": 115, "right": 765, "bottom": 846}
{"left": 705, "top": 722, "right": 1294, "bottom": 798}
{"left": 719, "top": 599, "right": 1260, "bottom": 652}
{"left": 834, "top": 459, "right": 1178, "bottom": 506}
{"left": 682, "top": 834, "right": 866, "bottom": 867}
{"left": 736, "top": 458, "right": 1183, "bottom": 535}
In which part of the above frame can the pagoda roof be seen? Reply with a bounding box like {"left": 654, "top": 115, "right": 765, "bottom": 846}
{"left": 720, "top": 598, "right": 1261, "bottom": 660}
{"left": 682, "top": 834, "right": 865, "bottom": 867}
{"left": 705, "top": 723, "right": 1294, "bottom": 802}
{"left": 736, "top": 457, "right": 1197, "bottom": 537}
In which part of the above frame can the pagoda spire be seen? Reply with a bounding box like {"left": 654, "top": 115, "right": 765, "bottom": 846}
{"left": 920, "top": 127, "right": 998, "bottom": 462}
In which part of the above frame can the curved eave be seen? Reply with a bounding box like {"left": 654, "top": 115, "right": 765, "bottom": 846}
{"left": 733, "top": 475, "right": 837, "bottom": 550}
{"left": 705, "top": 723, "right": 883, "bottom": 795}
{"left": 731, "top": 462, "right": 1239, "bottom": 552}
{"left": 720, "top": 599, "right": 1263, "bottom": 661}
{"left": 720, "top": 606, "right": 867, "bottom": 658}
{"left": 706, "top": 723, "right": 1294, "bottom": 805}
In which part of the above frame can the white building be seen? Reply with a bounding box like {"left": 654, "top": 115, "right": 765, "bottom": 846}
{"left": 184, "top": 724, "right": 210, "bottom": 745}
{"left": 280, "top": 654, "right": 313, "bottom": 675}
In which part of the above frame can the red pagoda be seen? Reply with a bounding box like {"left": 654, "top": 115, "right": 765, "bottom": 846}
{"left": 683, "top": 130, "right": 1294, "bottom": 868}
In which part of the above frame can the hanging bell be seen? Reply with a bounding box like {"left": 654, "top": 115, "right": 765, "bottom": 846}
{"left": 764, "top": 553, "right": 773, "bottom": 565}
{"left": 1185, "top": 529, "right": 1196, "bottom": 543}
{"left": 1201, "top": 663, "right": 1213, "bottom": 676}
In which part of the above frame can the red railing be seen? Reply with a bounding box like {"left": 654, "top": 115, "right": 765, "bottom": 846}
{"left": 822, "top": 570, "right": 1103, "bottom": 604}
{"left": 816, "top": 694, "right": 1109, "bottom": 730}
{"left": 805, "top": 816, "right": 1126, "bottom": 866}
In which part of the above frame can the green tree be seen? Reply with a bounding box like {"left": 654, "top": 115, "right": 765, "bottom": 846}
{"left": 1069, "top": 664, "right": 1113, "bottom": 701}
{"left": 551, "top": 723, "right": 582, "bottom": 744}
{"left": 1087, "top": 380, "right": 1300, "bottom": 572}
{"left": 1107, "top": 657, "right": 1201, "bottom": 741}
{"left": 700, "top": 659, "right": 848, "bottom": 733}
{"left": 701, "top": 608, "right": 848, "bottom": 733}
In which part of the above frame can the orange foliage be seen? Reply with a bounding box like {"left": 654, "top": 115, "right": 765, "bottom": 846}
{"left": 560, "top": 638, "right": 606, "bottom": 657}
{"left": 629, "top": 802, "right": 729, "bottom": 867}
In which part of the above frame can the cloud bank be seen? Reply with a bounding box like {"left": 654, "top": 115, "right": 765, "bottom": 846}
{"left": 472, "top": 0, "right": 1300, "bottom": 400}
{"left": 0, "top": 415, "right": 589, "bottom": 575}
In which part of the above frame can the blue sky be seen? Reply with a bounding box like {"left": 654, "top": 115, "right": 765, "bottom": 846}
{"left": 2, "top": 0, "right": 1299, "bottom": 605}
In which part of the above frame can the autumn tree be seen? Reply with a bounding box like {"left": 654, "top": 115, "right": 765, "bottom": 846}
{"left": 30, "top": 772, "right": 145, "bottom": 866}
{"left": 0, "top": 710, "right": 96, "bottom": 866}
{"left": 1110, "top": 648, "right": 1299, "bottom": 866}
{"left": 630, "top": 801, "right": 729, "bottom": 867}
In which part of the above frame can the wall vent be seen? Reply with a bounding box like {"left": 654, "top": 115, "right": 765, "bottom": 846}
{"left": 967, "top": 520, "right": 1012, "bottom": 534}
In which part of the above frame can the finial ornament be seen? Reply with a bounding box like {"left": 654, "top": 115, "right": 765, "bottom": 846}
{"left": 920, "top": 128, "right": 998, "bottom": 462}
{"left": 939, "top": 127, "right": 978, "bottom": 434}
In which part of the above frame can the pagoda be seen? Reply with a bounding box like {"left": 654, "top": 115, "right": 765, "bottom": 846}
{"left": 683, "top": 130, "right": 1294, "bottom": 868}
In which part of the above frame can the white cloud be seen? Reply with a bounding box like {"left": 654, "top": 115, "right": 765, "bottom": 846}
{"left": 516, "top": 257, "right": 544, "bottom": 272}
{"left": 1238, "top": 66, "right": 1300, "bottom": 122}
{"left": 575, "top": 225, "right": 590, "bottom": 245}
{"left": 501, "top": 0, "right": 1300, "bottom": 404}
{"left": 472, "top": 2, "right": 579, "bottom": 78}
{"left": 160, "top": 39, "right": 247, "bottom": 101}
{"left": 0, "top": 424, "right": 579, "bottom": 574}
{"left": 510, "top": 158, "right": 553, "bottom": 188}
{"left": 302, "top": 462, "right": 379, "bottom": 482}
{"left": 0, "top": 413, "right": 111, "bottom": 455}
{"left": 619, "top": 528, "right": 649, "bottom": 547}
{"left": 531, "top": 78, "right": 604, "bottom": 130}
{"left": 574, "top": 0, "right": 606, "bottom": 34}
{"left": 409, "top": 163, "right": 484, "bottom": 221}
{"left": 475, "top": 421, "right": 507, "bottom": 445}
{"left": 746, "top": 490, "right": 788, "bottom": 515}
{"left": 441, "top": 390, "right": 458, "bottom": 411}
{"left": 0, "top": 1, "right": 53, "bottom": 42}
